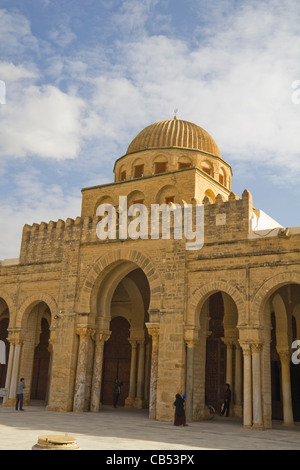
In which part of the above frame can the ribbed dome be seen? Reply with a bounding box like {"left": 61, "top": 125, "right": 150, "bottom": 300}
{"left": 126, "top": 119, "right": 221, "bottom": 157}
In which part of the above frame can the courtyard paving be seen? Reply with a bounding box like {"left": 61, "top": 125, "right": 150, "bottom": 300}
{"left": 0, "top": 403, "right": 299, "bottom": 451}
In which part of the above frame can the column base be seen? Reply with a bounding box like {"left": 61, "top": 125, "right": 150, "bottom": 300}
{"left": 251, "top": 423, "right": 264, "bottom": 430}
{"left": 282, "top": 421, "right": 295, "bottom": 427}
{"left": 3, "top": 398, "right": 16, "bottom": 407}
{"left": 125, "top": 396, "right": 135, "bottom": 408}
{"left": 125, "top": 397, "right": 146, "bottom": 409}
{"left": 232, "top": 404, "right": 243, "bottom": 418}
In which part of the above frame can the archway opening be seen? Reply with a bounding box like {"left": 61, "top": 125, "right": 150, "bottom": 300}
{"left": 198, "top": 290, "right": 240, "bottom": 419}
{"left": 0, "top": 299, "right": 9, "bottom": 389}
{"left": 21, "top": 301, "right": 51, "bottom": 406}
{"left": 30, "top": 316, "right": 51, "bottom": 402}
{"left": 205, "top": 292, "right": 226, "bottom": 413}
{"left": 102, "top": 316, "right": 131, "bottom": 406}
{"left": 100, "top": 267, "right": 151, "bottom": 409}
{"left": 267, "top": 284, "right": 300, "bottom": 422}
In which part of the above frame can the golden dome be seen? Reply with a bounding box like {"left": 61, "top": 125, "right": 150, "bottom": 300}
{"left": 126, "top": 119, "right": 221, "bottom": 157}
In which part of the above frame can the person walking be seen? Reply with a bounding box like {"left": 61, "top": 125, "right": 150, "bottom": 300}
{"left": 221, "top": 383, "right": 231, "bottom": 417}
{"left": 173, "top": 393, "right": 187, "bottom": 426}
{"left": 16, "top": 378, "right": 26, "bottom": 411}
{"left": 113, "top": 378, "right": 123, "bottom": 408}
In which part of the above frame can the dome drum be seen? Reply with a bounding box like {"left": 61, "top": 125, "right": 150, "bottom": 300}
{"left": 113, "top": 119, "right": 232, "bottom": 189}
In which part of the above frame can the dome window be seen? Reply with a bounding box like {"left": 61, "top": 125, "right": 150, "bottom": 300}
{"left": 134, "top": 164, "right": 144, "bottom": 178}
{"left": 165, "top": 196, "right": 174, "bottom": 204}
{"left": 219, "top": 168, "right": 226, "bottom": 186}
{"left": 120, "top": 170, "right": 126, "bottom": 181}
{"left": 154, "top": 161, "right": 167, "bottom": 174}
{"left": 201, "top": 161, "right": 212, "bottom": 176}
{"left": 178, "top": 162, "right": 191, "bottom": 169}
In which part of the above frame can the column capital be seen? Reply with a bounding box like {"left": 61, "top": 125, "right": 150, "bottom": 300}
{"left": 251, "top": 342, "right": 264, "bottom": 354}
{"left": 145, "top": 322, "right": 160, "bottom": 338}
{"left": 94, "top": 330, "right": 111, "bottom": 344}
{"left": 222, "top": 337, "right": 235, "bottom": 348}
{"left": 7, "top": 328, "right": 25, "bottom": 346}
{"left": 76, "top": 326, "right": 96, "bottom": 339}
{"left": 239, "top": 341, "right": 252, "bottom": 356}
{"left": 184, "top": 326, "right": 199, "bottom": 348}
{"left": 277, "top": 348, "right": 291, "bottom": 363}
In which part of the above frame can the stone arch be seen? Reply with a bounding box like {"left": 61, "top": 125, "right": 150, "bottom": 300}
{"left": 94, "top": 195, "right": 115, "bottom": 216}
{"left": 155, "top": 184, "right": 178, "bottom": 204}
{"left": 292, "top": 303, "right": 300, "bottom": 338}
{"left": 272, "top": 293, "right": 289, "bottom": 350}
{"left": 152, "top": 154, "right": 168, "bottom": 174}
{"left": 127, "top": 189, "right": 146, "bottom": 206}
{"left": 0, "top": 289, "right": 15, "bottom": 320}
{"left": 76, "top": 248, "right": 163, "bottom": 317}
{"left": 187, "top": 280, "right": 246, "bottom": 328}
{"left": 132, "top": 157, "right": 145, "bottom": 178}
{"left": 251, "top": 271, "right": 300, "bottom": 324}
{"left": 178, "top": 155, "right": 193, "bottom": 169}
{"left": 201, "top": 160, "right": 213, "bottom": 177}
{"left": 204, "top": 188, "right": 215, "bottom": 204}
{"left": 16, "top": 293, "right": 58, "bottom": 328}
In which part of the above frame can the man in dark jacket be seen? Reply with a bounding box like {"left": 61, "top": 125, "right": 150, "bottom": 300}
{"left": 113, "top": 378, "right": 123, "bottom": 408}
{"left": 221, "top": 383, "right": 231, "bottom": 417}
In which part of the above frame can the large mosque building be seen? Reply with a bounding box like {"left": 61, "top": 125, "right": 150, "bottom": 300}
{"left": 0, "top": 117, "right": 299, "bottom": 429}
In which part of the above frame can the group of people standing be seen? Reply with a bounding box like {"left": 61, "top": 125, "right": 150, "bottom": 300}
{"left": 173, "top": 383, "right": 231, "bottom": 426}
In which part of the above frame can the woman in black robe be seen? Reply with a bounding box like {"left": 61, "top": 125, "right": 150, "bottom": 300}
{"left": 173, "top": 393, "right": 187, "bottom": 426}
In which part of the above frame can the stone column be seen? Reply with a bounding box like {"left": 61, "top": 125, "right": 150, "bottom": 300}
{"left": 8, "top": 336, "right": 23, "bottom": 401}
{"left": 90, "top": 331, "right": 111, "bottom": 412}
{"left": 278, "top": 348, "right": 294, "bottom": 426}
{"left": 73, "top": 326, "right": 95, "bottom": 412}
{"left": 184, "top": 327, "right": 199, "bottom": 422}
{"left": 251, "top": 342, "right": 264, "bottom": 429}
{"left": 234, "top": 342, "right": 243, "bottom": 411}
{"left": 143, "top": 339, "right": 151, "bottom": 407}
{"left": 185, "top": 344, "right": 194, "bottom": 422}
{"left": 223, "top": 339, "right": 233, "bottom": 389}
{"left": 125, "top": 340, "right": 137, "bottom": 407}
{"left": 3, "top": 339, "right": 15, "bottom": 405}
{"left": 240, "top": 342, "right": 252, "bottom": 428}
{"left": 136, "top": 340, "right": 145, "bottom": 408}
{"left": 146, "top": 323, "right": 160, "bottom": 420}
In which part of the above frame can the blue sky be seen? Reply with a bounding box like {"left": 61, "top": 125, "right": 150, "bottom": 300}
{"left": 0, "top": 0, "right": 299, "bottom": 259}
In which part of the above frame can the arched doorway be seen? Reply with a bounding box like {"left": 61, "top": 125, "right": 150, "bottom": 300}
{"left": 30, "top": 317, "right": 50, "bottom": 402}
{"left": 199, "top": 290, "right": 240, "bottom": 419}
{"left": 0, "top": 299, "right": 9, "bottom": 389}
{"left": 205, "top": 292, "right": 226, "bottom": 413}
{"left": 267, "top": 284, "right": 300, "bottom": 423}
{"left": 98, "top": 267, "right": 151, "bottom": 409}
{"left": 102, "top": 316, "right": 131, "bottom": 405}
{"left": 20, "top": 302, "right": 51, "bottom": 406}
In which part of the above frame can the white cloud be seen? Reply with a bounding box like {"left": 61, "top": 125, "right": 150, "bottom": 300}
{"left": 1, "top": 0, "right": 300, "bottom": 259}
{"left": 0, "top": 84, "right": 86, "bottom": 159}
{"left": 48, "top": 24, "right": 76, "bottom": 48}
{"left": 0, "top": 62, "right": 38, "bottom": 82}
{"left": 0, "top": 168, "right": 81, "bottom": 259}
{"left": 0, "top": 9, "right": 38, "bottom": 55}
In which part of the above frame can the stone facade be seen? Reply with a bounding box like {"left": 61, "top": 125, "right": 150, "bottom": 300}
{"left": 0, "top": 118, "right": 299, "bottom": 429}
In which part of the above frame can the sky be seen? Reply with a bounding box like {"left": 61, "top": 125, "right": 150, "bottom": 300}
{"left": 0, "top": 0, "right": 299, "bottom": 259}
